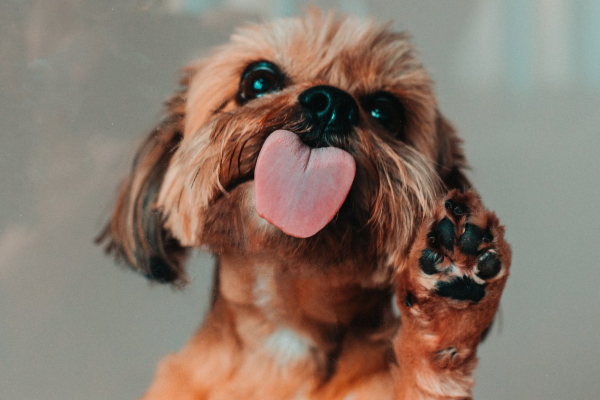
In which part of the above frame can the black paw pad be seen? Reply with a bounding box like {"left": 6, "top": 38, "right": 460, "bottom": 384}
{"left": 436, "top": 217, "right": 456, "bottom": 251}
{"left": 476, "top": 252, "right": 502, "bottom": 280}
{"left": 458, "top": 223, "right": 490, "bottom": 256}
{"left": 436, "top": 276, "right": 486, "bottom": 302}
{"left": 419, "top": 249, "right": 443, "bottom": 275}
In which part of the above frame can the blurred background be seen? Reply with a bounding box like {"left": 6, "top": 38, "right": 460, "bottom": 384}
{"left": 1, "top": 0, "right": 599, "bottom": 399}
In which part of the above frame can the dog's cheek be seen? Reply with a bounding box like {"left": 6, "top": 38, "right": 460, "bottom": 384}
{"left": 155, "top": 132, "right": 222, "bottom": 246}
{"left": 157, "top": 160, "right": 201, "bottom": 247}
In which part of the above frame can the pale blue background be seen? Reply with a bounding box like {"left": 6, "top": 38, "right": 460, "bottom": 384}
{"left": 1, "top": 1, "right": 599, "bottom": 399}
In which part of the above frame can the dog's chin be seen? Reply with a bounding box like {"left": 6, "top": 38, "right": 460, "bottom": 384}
{"left": 202, "top": 179, "right": 376, "bottom": 266}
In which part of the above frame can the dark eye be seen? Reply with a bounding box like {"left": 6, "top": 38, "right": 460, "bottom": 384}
{"left": 237, "top": 61, "right": 285, "bottom": 104}
{"left": 362, "top": 92, "right": 405, "bottom": 137}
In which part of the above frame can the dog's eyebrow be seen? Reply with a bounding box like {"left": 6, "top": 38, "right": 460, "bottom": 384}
{"left": 212, "top": 99, "right": 231, "bottom": 115}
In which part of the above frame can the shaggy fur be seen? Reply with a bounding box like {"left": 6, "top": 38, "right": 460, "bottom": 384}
{"left": 98, "top": 10, "right": 510, "bottom": 400}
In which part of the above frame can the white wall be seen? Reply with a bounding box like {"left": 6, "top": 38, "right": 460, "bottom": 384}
{"left": 1, "top": 1, "right": 599, "bottom": 399}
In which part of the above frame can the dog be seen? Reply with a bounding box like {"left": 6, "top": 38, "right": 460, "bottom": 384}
{"left": 98, "top": 10, "right": 511, "bottom": 400}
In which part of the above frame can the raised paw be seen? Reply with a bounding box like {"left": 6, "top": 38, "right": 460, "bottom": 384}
{"left": 406, "top": 190, "right": 509, "bottom": 305}
{"left": 395, "top": 190, "right": 511, "bottom": 362}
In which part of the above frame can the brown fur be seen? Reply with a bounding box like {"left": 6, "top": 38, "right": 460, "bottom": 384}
{"left": 394, "top": 190, "right": 511, "bottom": 399}
{"left": 98, "top": 10, "right": 509, "bottom": 400}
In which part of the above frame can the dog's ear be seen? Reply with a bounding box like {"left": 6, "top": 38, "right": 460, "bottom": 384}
{"left": 96, "top": 73, "right": 193, "bottom": 286}
{"left": 435, "top": 110, "right": 471, "bottom": 191}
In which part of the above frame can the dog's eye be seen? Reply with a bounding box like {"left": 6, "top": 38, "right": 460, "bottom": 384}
{"left": 237, "top": 61, "right": 285, "bottom": 104}
{"left": 362, "top": 93, "right": 405, "bottom": 137}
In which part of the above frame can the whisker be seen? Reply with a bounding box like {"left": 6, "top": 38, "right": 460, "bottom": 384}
{"left": 237, "top": 136, "right": 254, "bottom": 177}
{"left": 190, "top": 164, "right": 202, "bottom": 189}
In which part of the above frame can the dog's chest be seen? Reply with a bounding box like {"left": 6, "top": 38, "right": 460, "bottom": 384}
{"left": 264, "top": 328, "right": 312, "bottom": 366}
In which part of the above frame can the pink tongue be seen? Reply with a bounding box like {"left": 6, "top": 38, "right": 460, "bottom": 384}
{"left": 254, "top": 130, "right": 356, "bottom": 238}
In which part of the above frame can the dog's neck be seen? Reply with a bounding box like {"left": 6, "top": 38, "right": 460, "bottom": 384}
{"left": 210, "top": 251, "right": 395, "bottom": 374}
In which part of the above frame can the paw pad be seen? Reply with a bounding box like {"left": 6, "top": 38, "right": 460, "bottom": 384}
{"left": 413, "top": 192, "right": 506, "bottom": 304}
{"left": 476, "top": 252, "right": 501, "bottom": 280}
{"left": 436, "top": 276, "right": 486, "bottom": 302}
{"left": 459, "top": 223, "right": 492, "bottom": 256}
{"left": 435, "top": 217, "right": 456, "bottom": 251}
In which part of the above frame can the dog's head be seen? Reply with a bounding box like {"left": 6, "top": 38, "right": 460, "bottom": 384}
{"left": 98, "top": 11, "right": 469, "bottom": 286}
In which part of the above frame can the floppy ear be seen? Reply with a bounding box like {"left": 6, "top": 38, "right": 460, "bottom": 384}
{"left": 96, "top": 73, "right": 192, "bottom": 286}
{"left": 435, "top": 111, "right": 472, "bottom": 191}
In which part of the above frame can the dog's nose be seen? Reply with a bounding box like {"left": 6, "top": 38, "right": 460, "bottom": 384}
{"left": 299, "top": 85, "right": 359, "bottom": 133}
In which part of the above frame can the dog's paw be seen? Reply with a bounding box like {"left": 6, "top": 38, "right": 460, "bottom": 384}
{"left": 396, "top": 190, "right": 511, "bottom": 354}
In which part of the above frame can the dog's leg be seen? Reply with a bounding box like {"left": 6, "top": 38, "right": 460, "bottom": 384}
{"left": 393, "top": 190, "right": 511, "bottom": 400}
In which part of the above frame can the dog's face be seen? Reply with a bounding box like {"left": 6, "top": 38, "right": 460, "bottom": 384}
{"left": 99, "top": 12, "right": 468, "bottom": 285}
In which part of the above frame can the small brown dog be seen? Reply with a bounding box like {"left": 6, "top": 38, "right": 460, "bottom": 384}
{"left": 99, "top": 10, "right": 511, "bottom": 400}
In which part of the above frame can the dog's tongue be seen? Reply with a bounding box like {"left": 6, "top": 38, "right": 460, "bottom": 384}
{"left": 254, "top": 130, "right": 355, "bottom": 238}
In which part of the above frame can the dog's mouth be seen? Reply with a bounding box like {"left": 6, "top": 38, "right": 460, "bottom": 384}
{"left": 253, "top": 130, "right": 356, "bottom": 238}
{"left": 221, "top": 128, "right": 357, "bottom": 239}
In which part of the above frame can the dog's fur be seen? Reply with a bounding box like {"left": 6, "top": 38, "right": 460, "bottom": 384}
{"left": 98, "top": 10, "right": 510, "bottom": 400}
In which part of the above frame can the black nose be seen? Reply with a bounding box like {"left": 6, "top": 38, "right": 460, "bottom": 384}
{"left": 298, "top": 85, "right": 359, "bottom": 134}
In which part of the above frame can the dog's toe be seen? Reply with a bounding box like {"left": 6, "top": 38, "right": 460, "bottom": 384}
{"left": 476, "top": 251, "right": 502, "bottom": 280}
{"left": 403, "top": 190, "right": 510, "bottom": 307}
